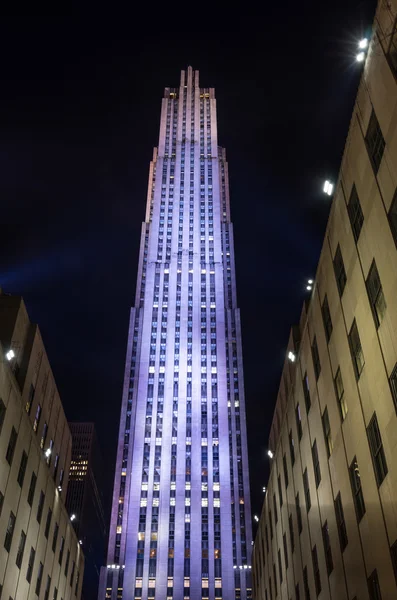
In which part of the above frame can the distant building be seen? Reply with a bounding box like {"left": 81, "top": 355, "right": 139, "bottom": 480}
{"left": 0, "top": 292, "right": 84, "bottom": 600}
{"left": 66, "top": 423, "right": 106, "bottom": 600}
{"left": 252, "top": 2, "right": 397, "bottom": 599}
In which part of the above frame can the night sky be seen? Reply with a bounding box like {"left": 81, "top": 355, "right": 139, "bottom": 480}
{"left": 0, "top": 3, "right": 376, "bottom": 534}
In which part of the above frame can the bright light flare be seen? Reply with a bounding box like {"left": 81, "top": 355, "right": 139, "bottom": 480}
{"left": 6, "top": 349, "right": 15, "bottom": 361}
{"left": 359, "top": 38, "right": 368, "bottom": 49}
{"left": 267, "top": 449, "right": 274, "bottom": 459}
{"left": 70, "top": 514, "right": 76, "bottom": 522}
{"left": 288, "top": 351, "right": 296, "bottom": 363}
{"left": 254, "top": 515, "right": 259, "bottom": 522}
{"left": 356, "top": 51, "right": 365, "bottom": 62}
{"left": 323, "top": 180, "right": 334, "bottom": 196}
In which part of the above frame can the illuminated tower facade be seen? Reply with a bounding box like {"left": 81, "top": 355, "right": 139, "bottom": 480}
{"left": 99, "top": 67, "right": 252, "bottom": 600}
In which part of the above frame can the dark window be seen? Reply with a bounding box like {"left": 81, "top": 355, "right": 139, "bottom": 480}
{"left": 36, "top": 562, "right": 44, "bottom": 595}
{"left": 366, "top": 260, "right": 386, "bottom": 327}
{"left": 70, "top": 561, "right": 75, "bottom": 587}
{"left": 0, "top": 491, "right": 3, "bottom": 516}
{"left": 273, "top": 563, "right": 277, "bottom": 596}
{"left": 333, "top": 245, "right": 347, "bottom": 297}
{"left": 289, "top": 430, "right": 295, "bottom": 465}
{"left": 283, "top": 454, "right": 289, "bottom": 489}
{"left": 37, "top": 491, "right": 45, "bottom": 523}
{"left": 65, "top": 550, "right": 70, "bottom": 577}
{"left": 322, "top": 521, "right": 333, "bottom": 575}
{"left": 347, "top": 184, "right": 364, "bottom": 241}
{"left": 17, "top": 451, "right": 28, "bottom": 487}
{"left": 59, "top": 537, "right": 65, "bottom": 565}
{"left": 52, "top": 523, "right": 59, "bottom": 552}
{"left": 389, "top": 363, "right": 397, "bottom": 412}
{"left": 311, "top": 338, "right": 321, "bottom": 381}
{"left": 312, "top": 545, "right": 321, "bottom": 596}
{"left": 387, "top": 18, "right": 397, "bottom": 75}
{"left": 4, "top": 511, "right": 16, "bottom": 552}
{"left": 334, "top": 367, "right": 348, "bottom": 420}
{"left": 289, "top": 513, "right": 295, "bottom": 553}
{"left": 391, "top": 539, "right": 397, "bottom": 584}
{"left": 53, "top": 588, "right": 58, "bottom": 600}
{"left": 296, "top": 583, "right": 300, "bottom": 600}
{"left": 269, "top": 510, "right": 273, "bottom": 539}
{"left": 0, "top": 397, "right": 6, "bottom": 434}
{"left": 303, "top": 372, "right": 311, "bottom": 412}
{"left": 321, "top": 295, "right": 333, "bottom": 342}
{"left": 278, "top": 475, "right": 283, "bottom": 507}
{"left": 348, "top": 319, "right": 365, "bottom": 379}
{"left": 367, "top": 413, "right": 388, "bottom": 487}
{"left": 26, "top": 384, "right": 35, "bottom": 415}
{"left": 278, "top": 549, "right": 283, "bottom": 583}
{"left": 296, "top": 493, "right": 302, "bottom": 534}
{"left": 296, "top": 404, "right": 303, "bottom": 441}
{"left": 367, "top": 569, "right": 382, "bottom": 600}
{"left": 273, "top": 494, "right": 278, "bottom": 524}
{"left": 6, "top": 427, "right": 17, "bottom": 465}
{"left": 388, "top": 189, "right": 397, "bottom": 246}
{"left": 265, "top": 525, "right": 269, "bottom": 553}
{"left": 283, "top": 533, "right": 289, "bottom": 569}
{"left": 312, "top": 440, "right": 321, "bottom": 488}
{"left": 16, "top": 530, "right": 26, "bottom": 568}
{"left": 44, "top": 576, "right": 51, "bottom": 600}
{"left": 335, "top": 493, "right": 348, "bottom": 551}
{"left": 44, "top": 508, "right": 52, "bottom": 538}
{"left": 303, "top": 469, "right": 311, "bottom": 512}
{"left": 365, "top": 110, "right": 385, "bottom": 174}
{"left": 322, "top": 407, "right": 333, "bottom": 457}
{"left": 303, "top": 566, "right": 310, "bottom": 600}
{"left": 26, "top": 547, "right": 35, "bottom": 583}
{"left": 349, "top": 457, "right": 366, "bottom": 521}
{"left": 27, "top": 472, "right": 37, "bottom": 507}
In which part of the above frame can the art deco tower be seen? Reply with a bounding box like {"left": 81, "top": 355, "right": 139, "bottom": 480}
{"left": 99, "top": 67, "right": 252, "bottom": 600}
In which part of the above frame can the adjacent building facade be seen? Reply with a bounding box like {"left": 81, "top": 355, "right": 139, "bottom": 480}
{"left": 66, "top": 423, "right": 107, "bottom": 600}
{"left": 0, "top": 292, "right": 84, "bottom": 600}
{"left": 99, "top": 67, "right": 252, "bottom": 600}
{"left": 253, "top": 2, "right": 397, "bottom": 599}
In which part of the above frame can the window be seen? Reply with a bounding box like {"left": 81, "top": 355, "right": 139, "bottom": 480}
{"left": 367, "top": 413, "right": 388, "bottom": 487}
{"left": 391, "top": 539, "right": 397, "bottom": 584}
{"left": 16, "top": 530, "right": 26, "bottom": 568}
{"left": 302, "top": 470, "right": 312, "bottom": 516}
{"left": 59, "top": 537, "right": 65, "bottom": 565}
{"left": 289, "top": 430, "right": 295, "bottom": 465}
{"left": 273, "top": 563, "right": 277, "bottom": 595}
{"left": 296, "top": 493, "right": 302, "bottom": 534}
{"left": 65, "top": 550, "right": 70, "bottom": 576}
{"left": 6, "top": 426, "right": 17, "bottom": 465}
{"left": 37, "top": 491, "right": 45, "bottom": 523}
{"left": 311, "top": 337, "right": 321, "bottom": 380}
{"left": 283, "top": 533, "right": 289, "bottom": 569}
{"left": 322, "top": 408, "right": 333, "bottom": 457}
{"left": 334, "top": 367, "right": 347, "bottom": 420}
{"left": 348, "top": 320, "right": 365, "bottom": 379}
{"left": 311, "top": 441, "right": 321, "bottom": 488}
{"left": 278, "top": 475, "right": 283, "bottom": 507}
{"left": 349, "top": 457, "right": 366, "bottom": 521}
{"left": 27, "top": 472, "right": 37, "bottom": 506}
{"left": 334, "top": 493, "right": 348, "bottom": 551}
{"left": 312, "top": 545, "right": 321, "bottom": 596}
{"left": 321, "top": 295, "right": 333, "bottom": 342}
{"left": 302, "top": 372, "right": 311, "bottom": 412}
{"left": 0, "top": 491, "right": 3, "bottom": 516}
{"left": 44, "top": 576, "right": 51, "bottom": 600}
{"left": 333, "top": 245, "right": 347, "bottom": 296}
{"left": 387, "top": 18, "right": 397, "bottom": 75}
{"left": 4, "top": 511, "right": 16, "bottom": 552}
{"left": 366, "top": 260, "right": 386, "bottom": 327}
{"left": 347, "top": 184, "right": 364, "bottom": 241}
{"left": 303, "top": 566, "right": 310, "bottom": 600}
{"left": 0, "top": 397, "right": 6, "bottom": 433}
{"left": 283, "top": 454, "right": 289, "bottom": 489}
{"left": 70, "top": 561, "right": 75, "bottom": 587}
{"left": 367, "top": 569, "right": 382, "bottom": 600}
{"left": 278, "top": 549, "right": 283, "bottom": 582}
{"left": 288, "top": 514, "right": 295, "bottom": 553}
{"left": 44, "top": 508, "right": 52, "bottom": 538}
{"left": 26, "top": 547, "right": 35, "bottom": 583}
{"left": 365, "top": 110, "right": 385, "bottom": 174}
{"left": 36, "top": 562, "right": 44, "bottom": 595}
{"left": 295, "top": 405, "right": 302, "bottom": 441}
{"left": 322, "top": 521, "right": 333, "bottom": 575}
{"left": 17, "top": 451, "right": 28, "bottom": 487}
{"left": 296, "top": 583, "right": 300, "bottom": 600}
{"left": 52, "top": 523, "right": 59, "bottom": 552}
{"left": 389, "top": 363, "right": 397, "bottom": 412}
{"left": 388, "top": 189, "right": 397, "bottom": 245}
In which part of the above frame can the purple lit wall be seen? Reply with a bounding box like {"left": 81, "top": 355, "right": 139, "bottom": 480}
{"left": 98, "top": 67, "right": 252, "bottom": 600}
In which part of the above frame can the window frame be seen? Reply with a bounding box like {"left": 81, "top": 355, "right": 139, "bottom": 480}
{"left": 347, "top": 184, "right": 364, "bottom": 241}
{"left": 366, "top": 260, "right": 386, "bottom": 328}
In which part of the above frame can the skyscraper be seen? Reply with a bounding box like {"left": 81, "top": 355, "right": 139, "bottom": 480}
{"left": 99, "top": 67, "right": 252, "bottom": 600}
